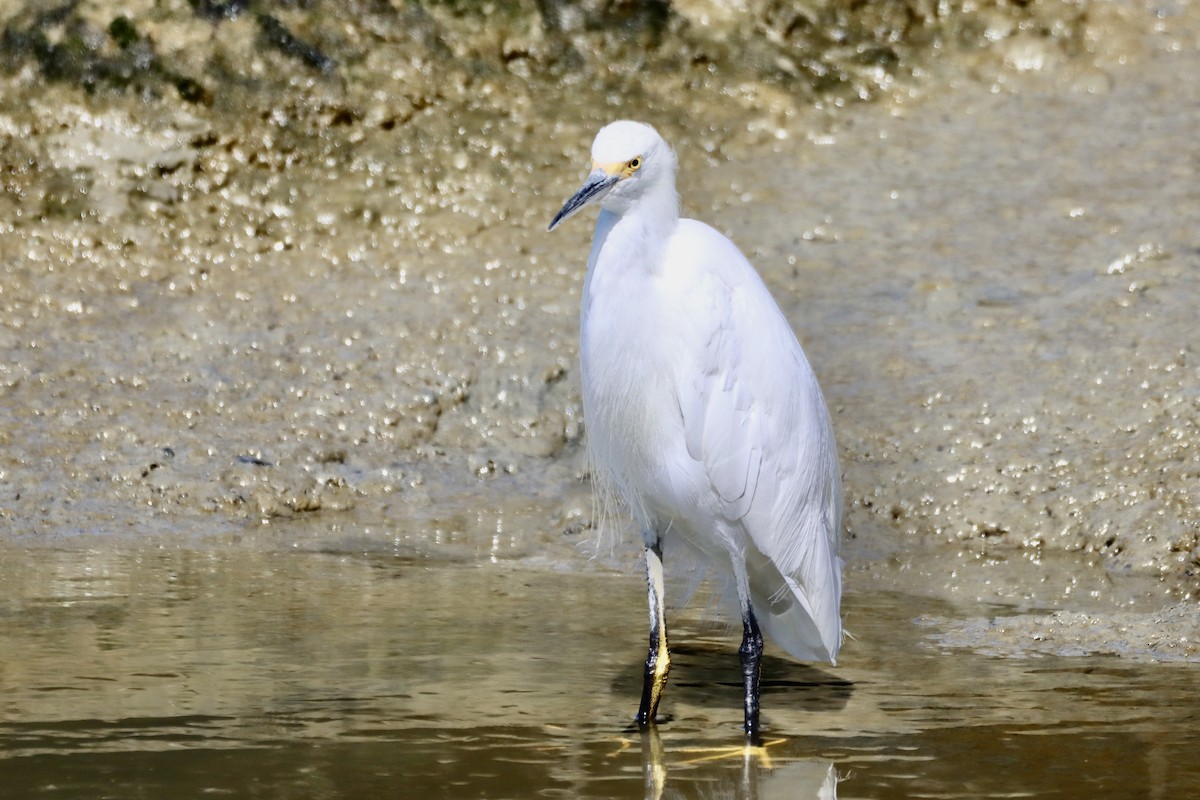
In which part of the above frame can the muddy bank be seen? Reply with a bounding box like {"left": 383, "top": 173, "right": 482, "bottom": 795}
{"left": 0, "top": 0, "right": 1106, "bottom": 109}
{"left": 0, "top": 0, "right": 1196, "bottom": 660}
{"left": 927, "top": 603, "right": 1200, "bottom": 662}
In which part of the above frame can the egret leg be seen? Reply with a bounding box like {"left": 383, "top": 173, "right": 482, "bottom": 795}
{"left": 739, "top": 602, "right": 764, "bottom": 742}
{"left": 639, "top": 726, "right": 666, "bottom": 800}
{"left": 637, "top": 540, "right": 671, "bottom": 727}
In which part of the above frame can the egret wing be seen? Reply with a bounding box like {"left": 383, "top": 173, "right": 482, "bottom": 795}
{"left": 671, "top": 221, "right": 802, "bottom": 525}
{"left": 668, "top": 220, "right": 843, "bottom": 661}
{"left": 678, "top": 289, "right": 763, "bottom": 521}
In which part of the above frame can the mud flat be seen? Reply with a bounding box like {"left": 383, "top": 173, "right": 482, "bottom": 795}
{"left": 0, "top": 0, "right": 1196, "bottom": 663}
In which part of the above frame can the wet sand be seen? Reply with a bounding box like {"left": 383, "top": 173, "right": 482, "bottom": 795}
{"left": 1, "top": 0, "right": 1198, "bottom": 795}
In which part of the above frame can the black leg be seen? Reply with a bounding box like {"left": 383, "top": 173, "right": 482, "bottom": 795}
{"left": 739, "top": 603, "right": 764, "bottom": 742}
{"left": 637, "top": 540, "right": 671, "bottom": 727}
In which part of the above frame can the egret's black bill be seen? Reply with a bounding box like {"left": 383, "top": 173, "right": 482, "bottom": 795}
{"left": 548, "top": 171, "right": 619, "bottom": 231}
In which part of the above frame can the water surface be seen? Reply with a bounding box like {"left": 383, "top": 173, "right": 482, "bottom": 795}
{"left": 2, "top": 532, "right": 1196, "bottom": 797}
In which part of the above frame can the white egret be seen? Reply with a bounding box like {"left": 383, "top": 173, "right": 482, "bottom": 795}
{"left": 548, "top": 121, "right": 844, "bottom": 739}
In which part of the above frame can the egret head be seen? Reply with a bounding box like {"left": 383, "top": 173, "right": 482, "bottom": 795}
{"left": 548, "top": 120, "right": 677, "bottom": 231}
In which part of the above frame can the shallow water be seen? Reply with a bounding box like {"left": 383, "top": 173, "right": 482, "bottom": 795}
{"left": 2, "top": 533, "right": 1197, "bottom": 798}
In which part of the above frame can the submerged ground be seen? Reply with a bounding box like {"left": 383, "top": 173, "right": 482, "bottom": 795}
{"left": 0, "top": 0, "right": 1197, "bottom": 796}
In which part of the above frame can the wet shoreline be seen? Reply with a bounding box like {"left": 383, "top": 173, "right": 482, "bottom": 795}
{"left": 1, "top": 0, "right": 1197, "bottom": 644}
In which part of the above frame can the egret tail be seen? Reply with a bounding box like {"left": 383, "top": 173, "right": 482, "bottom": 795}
{"left": 746, "top": 544, "right": 842, "bottom": 665}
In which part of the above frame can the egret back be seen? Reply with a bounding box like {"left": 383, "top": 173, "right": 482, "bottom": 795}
{"left": 580, "top": 211, "right": 843, "bottom": 665}
{"left": 664, "top": 220, "right": 843, "bottom": 663}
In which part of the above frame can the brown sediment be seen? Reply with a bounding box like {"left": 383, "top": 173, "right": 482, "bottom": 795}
{"left": 0, "top": 0, "right": 1195, "bottom": 642}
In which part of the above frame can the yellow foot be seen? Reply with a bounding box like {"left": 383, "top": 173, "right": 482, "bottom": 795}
{"left": 674, "top": 736, "right": 787, "bottom": 769}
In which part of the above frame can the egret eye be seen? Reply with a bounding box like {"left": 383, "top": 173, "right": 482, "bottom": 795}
{"left": 628, "top": 156, "right": 643, "bottom": 171}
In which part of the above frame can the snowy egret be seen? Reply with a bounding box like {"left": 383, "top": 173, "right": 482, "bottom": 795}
{"left": 548, "top": 121, "right": 843, "bottom": 739}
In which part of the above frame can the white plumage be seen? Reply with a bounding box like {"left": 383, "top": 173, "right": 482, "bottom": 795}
{"left": 549, "top": 120, "right": 843, "bottom": 738}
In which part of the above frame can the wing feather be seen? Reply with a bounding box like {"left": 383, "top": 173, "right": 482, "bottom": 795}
{"left": 667, "top": 219, "right": 843, "bottom": 661}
